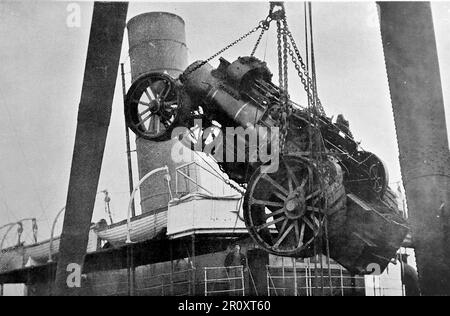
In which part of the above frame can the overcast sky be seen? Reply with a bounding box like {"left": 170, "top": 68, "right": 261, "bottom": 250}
{"left": 0, "top": 1, "right": 449, "bottom": 243}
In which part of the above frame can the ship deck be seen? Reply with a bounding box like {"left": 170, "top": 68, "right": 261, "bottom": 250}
{"left": 0, "top": 233, "right": 246, "bottom": 285}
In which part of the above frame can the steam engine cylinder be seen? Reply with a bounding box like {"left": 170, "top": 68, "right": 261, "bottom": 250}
{"left": 181, "top": 57, "right": 277, "bottom": 130}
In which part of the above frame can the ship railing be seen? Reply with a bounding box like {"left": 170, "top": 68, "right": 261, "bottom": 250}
{"left": 175, "top": 161, "right": 216, "bottom": 197}
{"left": 175, "top": 158, "right": 243, "bottom": 198}
{"left": 88, "top": 268, "right": 195, "bottom": 296}
{"left": 0, "top": 218, "right": 37, "bottom": 253}
{"left": 204, "top": 266, "right": 245, "bottom": 296}
{"left": 126, "top": 166, "right": 170, "bottom": 243}
{"left": 48, "top": 206, "right": 65, "bottom": 262}
{"left": 266, "top": 264, "right": 366, "bottom": 296}
{"left": 136, "top": 268, "right": 195, "bottom": 296}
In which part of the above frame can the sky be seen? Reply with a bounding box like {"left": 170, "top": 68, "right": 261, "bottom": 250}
{"left": 0, "top": 1, "right": 449, "bottom": 244}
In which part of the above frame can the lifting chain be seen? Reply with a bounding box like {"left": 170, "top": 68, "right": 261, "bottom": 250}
{"left": 275, "top": 7, "right": 292, "bottom": 153}
{"left": 272, "top": 4, "right": 327, "bottom": 154}
{"left": 251, "top": 25, "right": 268, "bottom": 57}
{"left": 276, "top": 20, "right": 285, "bottom": 92}
{"left": 180, "top": 18, "right": 271, "bottom": 81}
{"left": 180, "top": 2, "right": 291, "bottom": 81}
{"left": 225, "top": 178, "right": 247, "bottom": 195}
{"left": 178, "top": 12, "right": 272, "bottom": 196}
{"left": 285, "top": 39, "right": 315, "bottom": 108}
{"left": 283, "top": 17, "right": 326, "bottom": 115}
{"left": 217, "top": 163, "right": 247, "bottom": 195}
{"left": 179, "top": 1, "right": 327, "bottom": 170}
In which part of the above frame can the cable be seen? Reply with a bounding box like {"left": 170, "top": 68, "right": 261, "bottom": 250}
{"left": 263, "top": 30, "right": 269, "bottom": 61}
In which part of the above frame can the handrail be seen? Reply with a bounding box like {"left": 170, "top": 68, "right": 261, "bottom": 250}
{"left": 0, "top": 223, "right": 19, "bottom": 253}
{"left": 0, "top": 222, "right": 17, "bottom": 234}
{"left": 48, "top": 206, "right": 66, "bottom": 262}
{"left": 0, "top": 218, "right": 36, "bottom": 253}
{"left": 177, "top": 169, "right": 213, "bottom": 196}
{"left": 0, "top": 218, "right": 35, "bottom": 232}
{"left": 204, "top": 265, "right": 245, "bottom": 296}
{"left": 126, "top": 166, "right": 170, "bottom": 243}
{"left": 175, "top": 160, "right": 227, "bottom": 196}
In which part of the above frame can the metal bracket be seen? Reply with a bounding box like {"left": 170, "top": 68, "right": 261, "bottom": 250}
{"left": 269, "top": 2, "right": 286, "bottom": 21}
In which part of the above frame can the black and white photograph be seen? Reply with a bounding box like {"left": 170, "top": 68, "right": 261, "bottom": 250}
{"left": 0, "top": 0, "right": 449, "bottom": 299}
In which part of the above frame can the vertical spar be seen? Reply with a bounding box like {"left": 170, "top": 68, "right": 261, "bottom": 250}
{"left": 121, "top": 63, "right": 136, "bottom": 218}
{"left": 54, "top": 2, "right": 128, "bottom": 295}
{"left": 378, "top": 2, "right": 450, "bottom": 295}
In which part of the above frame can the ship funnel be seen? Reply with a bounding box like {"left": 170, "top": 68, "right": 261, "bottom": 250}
{"left": 127, "top": 12, "right": 190, "bottom": 212}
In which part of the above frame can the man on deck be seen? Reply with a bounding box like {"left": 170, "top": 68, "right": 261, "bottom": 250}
{"left": 224, "top": 244, "right": 247, "bottom": 295}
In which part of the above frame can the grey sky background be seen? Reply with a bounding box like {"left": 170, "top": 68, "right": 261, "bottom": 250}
{"left": 0, "top": 1, "right": 449, "bottom": 243}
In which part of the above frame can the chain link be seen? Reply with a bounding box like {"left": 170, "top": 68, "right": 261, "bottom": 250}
{"left": 286, "top": 40, "right": 315, "bottom": 105}
{"left": 276, "top": 21, "right": 284, "bottom": 93}
{"left": 178, "top": 2, "right": 325, "bottom": 158}
{"left": 283, "top": 18, "right": 326, "bottom": 115}
{"left": 274, "top": 9, "right": 329, "bottom": 153}
{"left": 275, "top": 20, "right": 293, "bottom": 153}
{"left": 225, "top": 178, "right": 247, "bottom": 195}
{"left": 282, "top": 21, "right": 289, "bottom": 99}
{"left": 251, "top": 27, "right": 266, "bottom": 57}
{"left": 177, "top": 14, "right": 273, "bottom": 195}
{"left": 217, "top": 163, "right": 247, "bottom": 194}
{"left": 282, "top": 34, "right": 290, "bottom": 152}
{"left": 180, "top": 23, "right": 265, "bottom": 81}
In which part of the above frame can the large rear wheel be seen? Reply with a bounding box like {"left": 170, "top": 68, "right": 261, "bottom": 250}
{"left": 243, "top": 155, "right": 325, "bottom": 257}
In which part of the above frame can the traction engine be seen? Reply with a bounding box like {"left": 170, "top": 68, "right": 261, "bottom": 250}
{"left": 125, "top": 56, "right": 409, "bottom": 275}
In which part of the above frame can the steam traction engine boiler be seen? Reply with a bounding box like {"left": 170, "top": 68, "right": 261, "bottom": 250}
{"left": 124, "top": 56, "right": 409, "bottom": 275}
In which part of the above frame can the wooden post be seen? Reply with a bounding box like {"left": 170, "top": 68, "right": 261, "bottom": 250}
{"left": 54, "top": 2, "right": 128, "bottom": 295}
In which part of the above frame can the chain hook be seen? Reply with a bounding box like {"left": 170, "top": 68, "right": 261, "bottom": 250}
{"left": 259, "top": 18, "right": 271, "bottom": 30}
{"left": 269, "top": 1, "right": 286, "bottom": 21}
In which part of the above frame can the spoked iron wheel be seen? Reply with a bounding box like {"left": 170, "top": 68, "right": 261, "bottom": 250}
{"left": 352, "top": 151, "right": 388, "bottom": 198}
{"left": 125, "top": 72, "right": 189, "bottom": 141}
{"left": 243, "top": 155, "right": 325, "bottom": 257}
{"left": 369, "top": 164, "right": 384, "bottom": 194}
